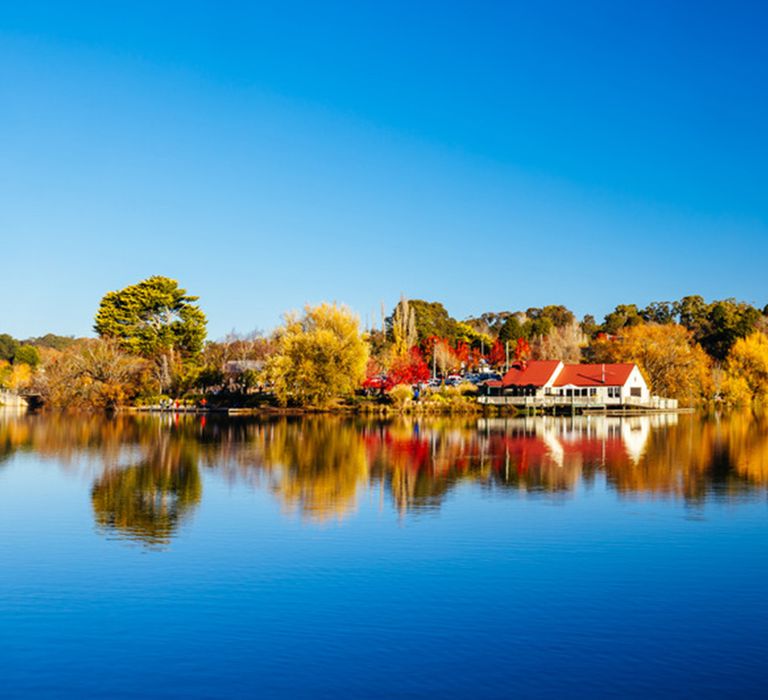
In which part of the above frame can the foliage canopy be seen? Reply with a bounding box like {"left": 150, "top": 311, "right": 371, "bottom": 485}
{"left": 590, "top": 323, "right": 711, "bottom": 404}
{"left": 725, "top": 332, "right": 768, "bottom": 404}
{"left": 94, "top": 276, "right": 207, "bottom": 359}
{"left": 266, "top": 303, "right": 368, "bottom": 407}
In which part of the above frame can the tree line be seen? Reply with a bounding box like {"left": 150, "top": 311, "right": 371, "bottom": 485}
{"left": 1, "top": 276, "right": 767, "bottom": 409}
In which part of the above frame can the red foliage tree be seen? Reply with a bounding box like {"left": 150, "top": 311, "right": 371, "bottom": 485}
{"left": 422, "top": 335, "right": 440, "bottom": 357}
{"left": 454, "top": 341, "right": 470, "bottom": 366}
{"left": 467, "top": 347, "right": 484, "bottom": 370}
{"left": 388, "top": 346, "right": 430, "bottom": 385}
{"left": 363, "top": 357, "right": 389, "bottom": 391}
{"left": 488, "top": 340, "right": 506, "bottom": 368}
{"left": 514, "top": 337, "right": 531, "bottom": 363}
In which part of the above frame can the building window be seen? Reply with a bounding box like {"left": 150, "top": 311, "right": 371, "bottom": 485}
{"left": 589, "top": 388, "right": 597, "bottom": 397}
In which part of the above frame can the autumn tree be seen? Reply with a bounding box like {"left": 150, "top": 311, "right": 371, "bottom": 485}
{"left": 590, "top": 323, "right": 711, "bottom": 404}
{"left": 388, "top": 347, "right": 430, "bottom": 385}
{"left": 724, "top": 332, "right": 768, "bottom": 404}
{"left": 488, "top": 340, "right": 506, "bottom": 368}
{"left": 390, "top": 295, "right": 418, "bottom": 356}
{"left": 0, "top": 361, "right": 32, "bottom": 393}
{"left": 94, "top": 276, "right": 207, "bottom": 391}
{"left": 36, "top": 339, "right": 148, "bottom": 409}
{"left": 514, "top": 337, "right": 531, "bottom": 363}
{"left": 266, "top": 303, "right": 369, "bottom": 407}
{"left": 532, "top": 320, "right": 585, "bottom": 362}
{"left": 432, "top": 339, "right": 457, "bottom": 377}
{"left": 453, "top": 322, "right": 492, "bottom": 355}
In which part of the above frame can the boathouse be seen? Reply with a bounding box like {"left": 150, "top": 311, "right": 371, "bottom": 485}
{"left": 481, "top": 360, "right": 675, "bottom": 411}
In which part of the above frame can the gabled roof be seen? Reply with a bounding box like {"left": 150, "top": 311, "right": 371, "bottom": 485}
{"left": 553, "top": 363, "right": 635, "bottom": 387}
{"left": 501, "top": 360, "right": 562, "bottom": 387}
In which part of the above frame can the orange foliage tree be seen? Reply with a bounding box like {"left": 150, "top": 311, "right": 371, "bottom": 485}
{"left": 488, "top": 340, "right": 506, "bottom": 368}
{"left": 589, "top": 323, "right": 711, "bottom": 404}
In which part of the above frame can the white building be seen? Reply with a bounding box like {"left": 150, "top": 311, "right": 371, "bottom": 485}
{"left": 483, "top": 360, "right": 676, "bottom": 409}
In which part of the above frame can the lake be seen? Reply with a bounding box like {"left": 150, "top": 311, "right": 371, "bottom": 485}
{"left": 1, "top": 411, "right": 766, "bottom": 698}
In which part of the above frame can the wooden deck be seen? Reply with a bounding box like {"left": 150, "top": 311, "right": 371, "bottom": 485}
{"left": 478, "top": 395, "right": 680, "bottom": 413}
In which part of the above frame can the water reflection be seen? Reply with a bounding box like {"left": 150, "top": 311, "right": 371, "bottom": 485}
{"left": 92, "top": 438, "right": 202, "bottom": 546}
{"left": 0, "top": 411, "right": 766, "bottom": 545}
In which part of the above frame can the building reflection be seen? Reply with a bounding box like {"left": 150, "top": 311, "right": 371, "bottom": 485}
{"left": 0, "top": 410, "right": 766, "bottom": 545}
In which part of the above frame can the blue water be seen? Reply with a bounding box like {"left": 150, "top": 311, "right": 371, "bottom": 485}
{"left": 0, "top": 413, "right": 766, "bottom": 698}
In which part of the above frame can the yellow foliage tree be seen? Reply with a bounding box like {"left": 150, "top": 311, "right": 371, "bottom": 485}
{"left": 391, "top": 295, "right": 418, "bottom": 357}
{"left": 724, "top": 331, "right": 768, "bottom": 404}
{"left": 266, "top": 303, "right": 369, "bottom": 407}
{"left": 590, "top": 323, "right": 711, "bottom": 404}
{"left": 0, "top": 360, "right": 11, "bottom": 388}
{"left": 4, "top": 362, "right": 33, "bottom": 392}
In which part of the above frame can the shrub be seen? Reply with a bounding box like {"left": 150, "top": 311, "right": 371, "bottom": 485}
{"left": 388, "top": 383, "right": 413, "bottom": 409}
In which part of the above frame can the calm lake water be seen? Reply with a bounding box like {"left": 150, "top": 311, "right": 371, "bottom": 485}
{"left": 1, "top": 411, "right": 766, "bottom": 698}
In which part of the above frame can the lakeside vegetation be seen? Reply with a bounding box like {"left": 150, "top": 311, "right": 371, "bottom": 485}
{"left": 2, "top": 275, "right": 768, "bottom": 411}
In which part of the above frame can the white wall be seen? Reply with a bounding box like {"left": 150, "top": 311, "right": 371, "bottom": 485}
{"left": 620, "top": 366, "right": 650, "bottom": 401}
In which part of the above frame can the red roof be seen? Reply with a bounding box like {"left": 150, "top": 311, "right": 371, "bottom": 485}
{"left": 553, "top": 363, "right": 635, "bottom": 387}
{"left": 501, "top": 360, "right": 562, "bottom": 387}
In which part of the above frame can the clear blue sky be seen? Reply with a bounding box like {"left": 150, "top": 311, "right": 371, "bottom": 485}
{"left": 2, "top": 1, "right": 766, "bottom": 339}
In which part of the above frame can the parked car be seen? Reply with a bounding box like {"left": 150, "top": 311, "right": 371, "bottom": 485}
{"left": 362, "top": 375, "right": 391, "bottom": 393}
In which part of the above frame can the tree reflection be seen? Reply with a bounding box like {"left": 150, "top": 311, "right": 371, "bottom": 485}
{"left": 725, "top": 411, "right": 768, "bottom": 486}
{"left": 1, "top": 410, "right": 767, "bottom": 545}
{"left": 91, "top": 438, "right": 202, "bottom": 546}
{"left": 260, "top": 418, "right": 369, "bottom": 521}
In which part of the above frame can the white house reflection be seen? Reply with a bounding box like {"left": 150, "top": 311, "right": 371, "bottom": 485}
{"left": 0, "top": 411, "right": 764, "bottom": 545}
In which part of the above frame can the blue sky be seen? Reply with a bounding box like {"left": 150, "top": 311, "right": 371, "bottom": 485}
{"left": 1, "top": 1, "right": 766, "bottom": 339}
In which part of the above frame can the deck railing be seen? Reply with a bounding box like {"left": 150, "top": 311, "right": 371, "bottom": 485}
{"left": 477, "top": 394, "right": 678, "bottom": 410}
